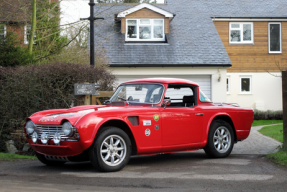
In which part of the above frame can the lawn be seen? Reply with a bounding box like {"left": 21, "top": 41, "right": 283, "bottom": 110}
{"left": 252, "top": 120, "right": 283, "bottom": 127}
{"left": 258, "top": 124, "right": 287, "bottom": 167}
{"left": 258, "top": 124, "right": 283, "bottom": 142}
{"left": 0, "top": 153, "right": 36, "bottom": 161}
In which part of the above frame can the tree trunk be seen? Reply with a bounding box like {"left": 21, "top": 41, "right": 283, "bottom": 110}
{"left": 282, "top": 70, "right": 287, "bottom": 151}
{"left": 28, "top": 0, "right": 37, "bottom": 54}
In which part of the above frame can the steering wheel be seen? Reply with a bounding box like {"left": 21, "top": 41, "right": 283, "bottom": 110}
{"left": 127, "top": 96, "right": 134, "bottom": 101}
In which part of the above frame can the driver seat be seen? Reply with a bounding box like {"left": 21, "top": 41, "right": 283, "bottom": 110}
{"left": 183, "top": 95, "right": 194, "bottom": 107}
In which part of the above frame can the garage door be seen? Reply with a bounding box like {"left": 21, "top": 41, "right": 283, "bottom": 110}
{"left": 116, "top": 75, "right": 212, "bottom": 100}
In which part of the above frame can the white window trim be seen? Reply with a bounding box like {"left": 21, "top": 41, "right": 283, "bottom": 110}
{"left": 268, "top": 22, "right": 282, "bottom": 54}
{"left": 125, "top": 19, "right": 165, "bottom": 42}
{"left": 24, "top": 25, "right": 29, "bottom": 44}
{"left": 226, "top": 77, "right": 230, "bottom": 94}
{"left": 239, "top": 76, "right": 252, "bottom": 94}
{"left": 24, "top": 25, "right": 36, "bottom": 45}
{"left": 0, "top": 24, "right": 6, "bottom": 38}
{"left": 229, "top": 22, "right": 254, "bottom": 44}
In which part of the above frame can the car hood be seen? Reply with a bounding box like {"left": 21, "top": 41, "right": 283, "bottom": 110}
{"left": 29, "top": 105, "right": 115, "bottom": 125}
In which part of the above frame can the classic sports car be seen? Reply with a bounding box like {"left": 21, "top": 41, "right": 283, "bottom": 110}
{"left": 24, "top": 78, "right": 253, "bottom": 172}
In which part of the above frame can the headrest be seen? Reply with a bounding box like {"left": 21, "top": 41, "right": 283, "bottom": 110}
{"left": 183, "top": 95, "right": 194, "bottom": 103}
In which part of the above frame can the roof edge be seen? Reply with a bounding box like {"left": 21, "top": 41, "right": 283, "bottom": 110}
{"left": 117, "top": 3, "right": 174, "bottom": 18}
{"left": 109, "top": 64, "right": 232, "bottom": 67}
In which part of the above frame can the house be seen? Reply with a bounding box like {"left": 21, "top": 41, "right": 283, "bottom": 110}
{"left": 92, "top": 0, "right": 287, "bottom": 110}
{"left": 0, "top": 0, "right": 59, "bottom": 45}
{"left": 0, "top": 0, "right": 31, "bottom": 44}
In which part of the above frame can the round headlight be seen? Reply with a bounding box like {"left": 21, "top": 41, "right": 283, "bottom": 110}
{"left": 53, "top": 132, "right": 61, "bottom": 145}
{"left": 62, "top": 122, "right": 74, "bottom": 137}
{"left": 25, "top": 120, "right": 36, "bottom": 135}
{"left": 41, "top": 132, "right": 49, "bottom": 144}
{"left": 32, "top": 132, "right": 38, "bottom": 143}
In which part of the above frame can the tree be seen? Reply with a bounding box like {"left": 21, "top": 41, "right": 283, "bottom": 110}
{"left": 282, "top": 71, "right": 287, "bottom": 151}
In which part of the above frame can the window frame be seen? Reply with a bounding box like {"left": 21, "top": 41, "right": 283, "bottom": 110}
{"left": 0, "top": 24, "right": 6, "bottom": 39}
{"left": 268, "top": 22, "right": 282, "bottom": 54}
{"left": 226, "top": 77, "right": 230, "bottom": 94}
{"left": 239, "top": 76, "right": 252, "bottom": 94}
{"left": 229, "top": 22, "right": 254, "bottom": 44}
{"left": 24, "top": 25, "right": 36, "bottom": 44}
{"left": 125, "top": 18, "right": 165, "bottom": 42}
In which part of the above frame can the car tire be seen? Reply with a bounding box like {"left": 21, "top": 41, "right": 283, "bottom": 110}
{"left": 35, "top": 152, "right": 66, "bottom": 166}
{"left": 204, "top": 120, "right": 234, "bottom": 158}
{"left": 89, "top": 127, "right": 131, "bottom": 172}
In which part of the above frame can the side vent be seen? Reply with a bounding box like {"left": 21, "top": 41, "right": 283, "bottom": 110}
{"left": 128, "top": 116, "right": 139, "bottom": 126}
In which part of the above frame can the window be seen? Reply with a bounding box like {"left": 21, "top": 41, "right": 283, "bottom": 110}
{"left": 229, "top": 22, "right": 253, "bottom": 44}
{"left": 126, "top": 19, "right": 165, "bottom": 41}
{"left": 226, "top": 77, "right": 230, "bottom": 94}
{"left": 240, "top": 77, "right": 252, "bottom": 94}
{"left": 110, "top": 84, "right": 164, "bottom": 104}
{"left": 24, "top": 25, "right": 36, "bottom": 44}
{"left": 0, "top": 24, "right": 6, "bottom": 39}
{"left": 269, "top": 22, "right": 281, "bottom": 54}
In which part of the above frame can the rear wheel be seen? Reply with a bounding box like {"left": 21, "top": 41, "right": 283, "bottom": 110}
{"left": 89, "top": 127, "right": 131, "bottom": 172}
{"left": 35, "top": 152, "right": 66, "bottom": 166}
{"left": 204, "top": 120, "right": 234, "bottom": 158}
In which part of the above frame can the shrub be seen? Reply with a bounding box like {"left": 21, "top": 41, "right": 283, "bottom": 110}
{"left": 0, "top": 32, "right": 35, "bottom": 67}
{"left": 253, "top": 109, "right": 283, "bottom": 120}
{"left": 0, "top": 63, "right": 116, "bottom": 152}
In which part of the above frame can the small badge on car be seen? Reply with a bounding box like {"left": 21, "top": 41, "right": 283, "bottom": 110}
{"left": 145, "top": 129, "right": 151, "bottom": 136}
{"left": 155, "top": 125, "right": 159, "bottom": 130}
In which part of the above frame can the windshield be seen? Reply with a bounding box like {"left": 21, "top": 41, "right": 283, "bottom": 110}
{"left": 110, "top": 84, "right": 164, "bottom": 104}
{"left": 199, "top": 89, "right": 211, "bottom": 102}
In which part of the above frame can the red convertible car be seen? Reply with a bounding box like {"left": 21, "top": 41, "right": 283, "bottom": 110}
{"left": 24, "top": 78, "right": 253, "bottom": 172}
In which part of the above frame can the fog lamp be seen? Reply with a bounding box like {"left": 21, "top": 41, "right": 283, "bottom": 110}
{"left": 32, "top": 132, "right": 38, "bottom": 143}
{"left": 53, "top": 132, "right": 61, "bottom": 145}
{"left": 41, "top": 133, "right": 49, "bottom": 144}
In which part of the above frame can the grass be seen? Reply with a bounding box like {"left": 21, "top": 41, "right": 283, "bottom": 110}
{"left": 252, "top": 120, "right": 283, "bottom": 127}
{"left": 267, "top": 150, "right": 287, "bottom": 167}
{"left": 258, "top": 124, "right": 283, "bottom": 143}
{"left": 0, "top": 152, "right": 36, "bottom": 161}
{"left": 258, "top": 124, "right": 287, "bottom": 167}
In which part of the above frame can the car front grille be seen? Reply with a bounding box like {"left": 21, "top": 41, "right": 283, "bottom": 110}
{"left": 35, "top": 125, "right": 69, "bottom": 140}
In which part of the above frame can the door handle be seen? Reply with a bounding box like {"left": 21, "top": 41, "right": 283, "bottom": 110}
{"left": 195, "top": 113, "right": 204, "bottom": 116}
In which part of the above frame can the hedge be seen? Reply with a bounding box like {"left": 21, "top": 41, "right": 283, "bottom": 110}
{"left": 0, "top": 63, "right": 116, "bottom": 152}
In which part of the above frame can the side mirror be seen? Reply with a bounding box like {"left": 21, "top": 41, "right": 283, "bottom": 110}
{"left": 162, "top": 99, "right": 171, "bottom": 109}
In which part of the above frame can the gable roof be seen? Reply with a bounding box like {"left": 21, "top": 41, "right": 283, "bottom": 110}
{"left": 117, "top": 3, "right": 174, "bottom": 18}
{"left": 93, "top": 0, "right": 287, "bottom": 67}
{"left": 0, "top": 0, "right": 31, "bottom": 23}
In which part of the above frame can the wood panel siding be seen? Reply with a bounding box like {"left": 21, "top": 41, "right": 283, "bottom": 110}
{"left": 214, "top": 21, "right": 287, "bottom": 72}
{"left": 121, "top": 8, "right": 169, "bottom": 34}
{"left": 121, "top": 18, "right": 126, "bottom": 34}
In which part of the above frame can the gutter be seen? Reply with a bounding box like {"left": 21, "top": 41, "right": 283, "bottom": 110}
{"left": 212, "top": 17, "right": 287, "bottom": 21}
{"left": 109, "top": 64, "right": 232, "bottom": 68}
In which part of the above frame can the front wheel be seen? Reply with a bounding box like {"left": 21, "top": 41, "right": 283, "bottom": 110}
{"left": 89, "top": 127, "right": 131, "bottom": 172}
{"left": 204, "top": 120, "right": 234, "bottom": 158}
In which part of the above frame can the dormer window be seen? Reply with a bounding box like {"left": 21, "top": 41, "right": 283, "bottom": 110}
{"left": 126, "top": 19, "right": 165, "bottom": 41}
{"left": 117, "top": 3, "right": 174, "bottom": 43}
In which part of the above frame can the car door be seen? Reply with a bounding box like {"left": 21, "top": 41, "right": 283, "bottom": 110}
{"left": 161, "top": 85, "right": 204, "bottom": 146}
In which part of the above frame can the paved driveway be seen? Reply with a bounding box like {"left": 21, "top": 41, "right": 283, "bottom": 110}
{"left": 0, "top": 124, "right": 285, "bottom": 192}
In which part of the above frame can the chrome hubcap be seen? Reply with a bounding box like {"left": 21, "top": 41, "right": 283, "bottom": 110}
{"left": 213, "top": 126, "right": 231, "bottom": 153}
{"left": 100, "top": 135, "right": 126, "bottom": 166}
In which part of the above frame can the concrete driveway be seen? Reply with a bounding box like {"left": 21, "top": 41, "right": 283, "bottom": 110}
{"left": 0, "top": 124, "right": 286, "bottom": 192}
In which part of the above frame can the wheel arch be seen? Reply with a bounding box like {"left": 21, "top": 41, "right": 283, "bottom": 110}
{"left": 96, "top": 120, "right": 138, "bottom": 155}
{"left": 207, "top": 114, "right": 237, "bottom": 143}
